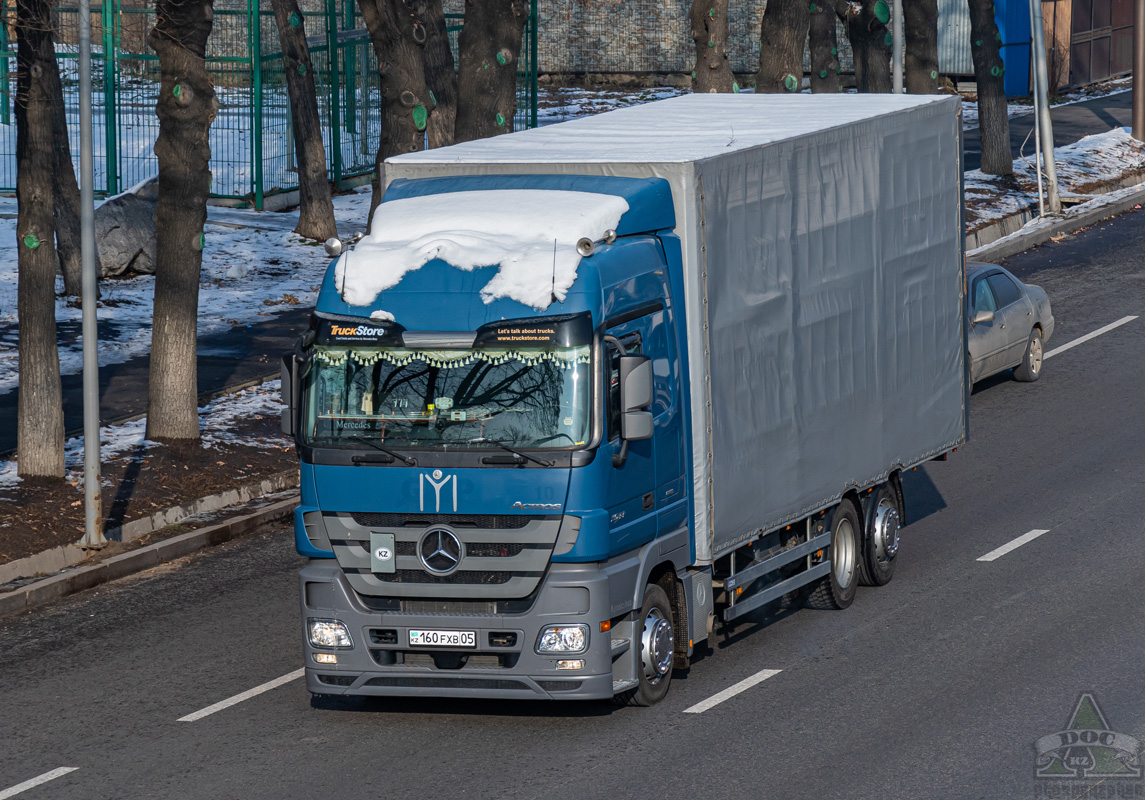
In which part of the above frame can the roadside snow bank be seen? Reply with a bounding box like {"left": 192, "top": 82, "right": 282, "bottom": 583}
{"left": 337, "top": 190, "right": 630, "bottom": 311}
{"left": 964, "top": 127, "right": 1145, "bottom": 231}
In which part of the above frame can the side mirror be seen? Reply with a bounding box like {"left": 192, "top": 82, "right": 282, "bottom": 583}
{"left": 280, "top": 354, "right": 296, "bottom": 437}
{"left": 972, "top": 309, "right": 995, "bottom": 325}
{"left": 618, "top": 354, "right": 653, "bottom": 442}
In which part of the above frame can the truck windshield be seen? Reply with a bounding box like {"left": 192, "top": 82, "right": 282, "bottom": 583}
{"left": 302, "top": 327, "right": 592, "bottom": 451}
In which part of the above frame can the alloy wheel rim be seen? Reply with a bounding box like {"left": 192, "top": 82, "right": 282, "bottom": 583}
{"left": 641, "top": 607, "right": 674, "bottom": 684}
{"left": 834, "top": 517, "right": 856, "bottom": 588}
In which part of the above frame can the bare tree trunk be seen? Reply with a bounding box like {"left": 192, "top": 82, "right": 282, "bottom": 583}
{"left": 359, "top": 0, "right": 436, "bottom": 230}
{"left": 45, "top": 55, "right": 87, "bottom": 297}
{"left": 424, "top": 0, "right": 456, "bottom": 149}
{"left": 146, "top": 0, "right": 219, "bottom": 441}
{"left": 455, "top": 0, "right": 529, "bottom": 143}
{"left": 690, "top": 0, "right": 735, "bottom": 93}
{"left": 756, "top": 0, "right": 810, "bottom": 93}
{"left": 270, "top": 0, "right": 336, "bottom": 241}
{"left": 904, "top": 0, "right": 939, "bottom": 93}
{"left": 968, "top": 0, "right": 1012, "bottom": 174}
{"left": 15, "top": 0, "right": 65, "bottom": 478}
{"left": 846, "top": 0, "right": 892, "bottom": 93}
{"left": 809, "top": 2, "right": 841, "bottom": 93}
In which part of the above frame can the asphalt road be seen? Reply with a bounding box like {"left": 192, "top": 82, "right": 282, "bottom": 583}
{"left": 3, "top": 209, "right": 1145, "bottom": 800}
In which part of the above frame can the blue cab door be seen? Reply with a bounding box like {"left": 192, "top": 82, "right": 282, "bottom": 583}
{"left": 604, "top": 307, "right": 683, "bottom": 555}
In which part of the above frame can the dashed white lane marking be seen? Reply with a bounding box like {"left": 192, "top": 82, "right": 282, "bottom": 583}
{"left": 178, "top": 668, "right": 305, "bottom": 722}
{"left": 1044, "top": 316, "right": 1138, "bottom": 360}
{"left": 0, "top": 768, "right": 79, "bottom": 799}
{"left": 683, "top": 668, "right": 782, "bottom": 714}
{"left": 978, "top": 529, "right": 1051, "bottom": 562}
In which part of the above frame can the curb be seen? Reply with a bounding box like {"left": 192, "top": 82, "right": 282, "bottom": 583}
{"left": 0, "top": 495, "right": 298, "bottom": 619}
{"left": 967, "top": 183, "right": 1145, "bottom": 262}
{"left": 0, "top": 468, "right": 299, "bottom": 586}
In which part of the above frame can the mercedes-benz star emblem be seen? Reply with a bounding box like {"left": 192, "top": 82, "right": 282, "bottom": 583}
{"left": 418, "top": 528, "right": 462, "bottom": 574}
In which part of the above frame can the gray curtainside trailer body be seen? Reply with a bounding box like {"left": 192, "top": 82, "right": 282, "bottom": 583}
{"left": 289, "top": 94, "right": 968, "bottom": 704}
{"left": 386, "top": 93, "right": 968, "bottom": 562}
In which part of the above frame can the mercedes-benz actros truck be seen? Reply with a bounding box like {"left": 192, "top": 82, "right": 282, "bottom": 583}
{"left": 281, "top": 93, "right": 968, "bottom": 706}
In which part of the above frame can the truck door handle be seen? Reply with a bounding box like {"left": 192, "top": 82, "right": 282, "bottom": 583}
{"left": 642, "top": 493, "right": 655, "bottom": 511}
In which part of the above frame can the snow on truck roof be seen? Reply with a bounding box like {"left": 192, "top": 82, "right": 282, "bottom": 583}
{"left": 387, "top": 93, "right": 958, "bottom": 166}
{"left": 337, "top": 190, "right": 629, "bottom": 312}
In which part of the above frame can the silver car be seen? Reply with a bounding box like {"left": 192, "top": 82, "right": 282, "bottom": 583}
{"left": 967, "top": 262, "right": 1055, "bottom": 384}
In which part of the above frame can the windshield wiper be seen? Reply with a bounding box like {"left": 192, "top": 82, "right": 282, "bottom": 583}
{"left": 470, "top": 438, "right": 554, "bottom": 467}
{"left": 351, "top": 438, "right": 418, "bottom": 466}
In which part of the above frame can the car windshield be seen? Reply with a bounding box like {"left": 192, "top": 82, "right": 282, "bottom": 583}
{"left": 301, "top": 317, "right": 592, "bottom": 450}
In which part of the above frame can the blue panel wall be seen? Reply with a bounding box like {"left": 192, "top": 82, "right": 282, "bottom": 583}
{"left": 997, "top": 0, "right": 1032, "bottom": 97}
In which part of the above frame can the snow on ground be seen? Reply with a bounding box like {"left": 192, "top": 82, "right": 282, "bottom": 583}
{"left": 0, "top": 186, "right": 375, "bottom": 394}
{"left": 964, "top": 126, "right": 1145, "bottom": 228}
{"left": 0, "top": 380, "right": 287, "bottom": 491}
{"left": 537, "top": 85, "right": 687, "bottom": 126}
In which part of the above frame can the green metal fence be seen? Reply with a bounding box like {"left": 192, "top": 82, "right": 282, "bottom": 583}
{"left": 0, "top": 0, "right": 538, "bottom": 208}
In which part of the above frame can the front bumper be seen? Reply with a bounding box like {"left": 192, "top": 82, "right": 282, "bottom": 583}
{"left": 299, "top": 559, "right": 619, "bottom": 701}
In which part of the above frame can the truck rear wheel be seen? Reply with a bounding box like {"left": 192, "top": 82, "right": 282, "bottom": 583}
{"left": 858, "top": 484, "right": 901, "bottom": 586}
{"left": 613, "top": 583, "right": 675, "bottom": 707}
{"left": 804, "top": 500, "right": 859, "bottom": 610}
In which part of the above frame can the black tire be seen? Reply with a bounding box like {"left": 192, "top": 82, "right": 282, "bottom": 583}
{"left": 1013, "top": 328, "right": 1043, "bottom": 382}
{"left": 857, "top": 483, "right": 901, "bottom": 587}
{"left": 803, "top": 500, "right": 860, "bottom": 610}
{"left": 612, "top": 583, "right": 675, "bottom": 707}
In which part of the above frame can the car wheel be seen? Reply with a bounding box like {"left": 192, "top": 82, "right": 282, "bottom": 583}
{"left": 612, "top": 583, "right": 675, "bottom": 707}
{"left": 1013, "top": 328, "right": 1043, "bottom": 382}
{"left": 803, "top": 500, "right": 860, "bottom": 610}
{"left": 857, "top": 484, "right": 901, "bottom": 586}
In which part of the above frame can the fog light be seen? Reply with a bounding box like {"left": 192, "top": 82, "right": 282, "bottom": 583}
{"left": 314, "top": 653, "right": 338, "bottom": 665}
{"left": 536, "top": 624, "right": 589, "bottom": 654}
{"left": 556, "top": 659, "right": 584, "bottom": 670}
{"left": 308, "top": 618, "right": 353, "bottom": 648}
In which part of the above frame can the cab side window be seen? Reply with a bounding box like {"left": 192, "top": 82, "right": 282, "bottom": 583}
{"left": 606, "top": 333, "right": 642, "bottom": 441}
{"left": 986, "top": 273, "right": 1021, "bottom": 309}
{"left": 973, "top": 279, "right": 997, "bottom": 314}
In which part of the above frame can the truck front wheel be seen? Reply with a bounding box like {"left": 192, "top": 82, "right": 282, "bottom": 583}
{"left": 613, "top": 583, "right": 675, "bottom": 707}
{"left": 804, "top": 500, "right": 860, "bottom": 610}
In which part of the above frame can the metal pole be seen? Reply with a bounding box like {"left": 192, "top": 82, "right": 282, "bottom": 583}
{"left": 892, "top": 0, "right": 904, "bottom": 94}
{"left": 1028, "top": 0, "right": 1046, "bottom": 216}
{"left": 1029, "top": 0, "right": 1061, "bottom": 213}
{"left": 79, "top": 0, "right": 104, "bottom": 546}
{"left": 1134, "top": 0, "right": 1145, "bottom": 139}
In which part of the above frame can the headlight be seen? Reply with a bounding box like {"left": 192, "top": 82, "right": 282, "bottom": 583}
{"left": 536, "top": 624, "right": 589, "bottom": 654}
{"left": 308, "top": 618, "right": 353, "bottom": 648}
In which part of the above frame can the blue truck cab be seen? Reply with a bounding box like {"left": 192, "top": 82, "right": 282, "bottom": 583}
{"left": 284, "top": 175, "right": 698, "bottom": 703}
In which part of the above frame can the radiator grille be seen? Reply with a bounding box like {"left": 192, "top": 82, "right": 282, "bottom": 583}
{"left": 351, "top": 513, "right": 538, "bottom": 529}
{"left": 391, "top": 541, "right": 526, "bottom": 558}
{"left": 367, "top": 569, "right": 515, "bottom": 585}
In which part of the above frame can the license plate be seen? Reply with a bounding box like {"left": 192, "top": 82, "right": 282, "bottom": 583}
{"left": 409, "top": 629, "right": 476, "bottom": 648}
